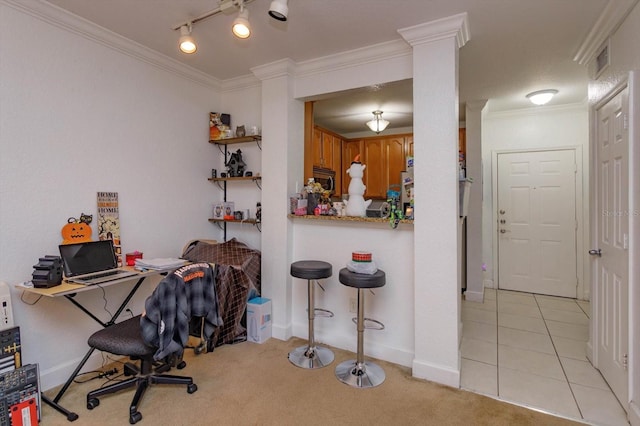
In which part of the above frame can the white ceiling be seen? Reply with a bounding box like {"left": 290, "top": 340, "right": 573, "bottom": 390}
{"left": 45, "top": 0, "right": 621, "bottom": 134}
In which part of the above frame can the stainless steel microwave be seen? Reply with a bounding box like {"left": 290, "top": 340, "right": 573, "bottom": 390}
{"left": 312, "top": 166, "right": 336, "bottom": 193}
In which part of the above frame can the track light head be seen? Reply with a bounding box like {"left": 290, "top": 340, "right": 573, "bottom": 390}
{"left": 268, "top": 0, "right": 288, "bottom": 21}
{"left": 232, "top": 5, "right": 251, "bottom": 39}
{"left": 178, "top": 24, "right": 197, "bottom": 54}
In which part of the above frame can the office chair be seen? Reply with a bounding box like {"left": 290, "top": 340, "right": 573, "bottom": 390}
{"left": 86, "top": 262, "right": 221, "bottom": 424}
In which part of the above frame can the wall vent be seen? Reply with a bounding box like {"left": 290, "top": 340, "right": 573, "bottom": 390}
{"left": 595, "top": 41, "right": 610, "bottom": 78}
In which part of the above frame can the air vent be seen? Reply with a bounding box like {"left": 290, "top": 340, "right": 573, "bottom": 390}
{"left": 595, "top": 41, "right": 610, "bottom": 78}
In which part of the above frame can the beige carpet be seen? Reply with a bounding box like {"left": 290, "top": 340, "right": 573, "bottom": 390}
{"left": 41, "top": 337, "right": 580, "bottom": 425}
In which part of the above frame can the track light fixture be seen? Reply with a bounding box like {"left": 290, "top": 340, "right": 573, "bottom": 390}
{"left": 366, "top": 111, "right": 389, "bottom": 134}
{"left": 178, "top": 23, "right": 197, "bottom": 54}
{"left": 232, "top": 2, "right": 251, "bottom": 39}
{"left": 268, "top": 0, "right": 289, "bottom": 21}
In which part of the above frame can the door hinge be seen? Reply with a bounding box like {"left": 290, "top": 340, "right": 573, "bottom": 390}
{"left": 624, "top": 113, "right": 629, "bottom": 130}
{"left": 623, "top": 353, "right": 628, "bottom": 369}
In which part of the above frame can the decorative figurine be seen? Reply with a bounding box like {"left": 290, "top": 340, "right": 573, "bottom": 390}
{"left": 235, "top": 125, "right": 246, "bottom": 138}
{"left": 225, "top": 149, "right": 247, "bottom": 177}
{"left": 61, "top": 216, "right": 93, "bottom": 244}
{"left": 344, "top": 155, "right": 372, "bottom": 217}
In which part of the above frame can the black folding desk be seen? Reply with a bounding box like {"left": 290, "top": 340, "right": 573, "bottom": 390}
{"left": 16, "top": 267, "right": 163, "bottom": 422}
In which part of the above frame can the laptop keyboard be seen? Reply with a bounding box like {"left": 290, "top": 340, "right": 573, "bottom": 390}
{"left": 82, "top": 270, "right": 120, "bottom": 281}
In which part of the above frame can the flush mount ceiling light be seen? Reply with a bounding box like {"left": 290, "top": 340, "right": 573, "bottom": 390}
{"left": 268, "top": 0, "right": 289, "bottom": 21}
{"left": 526, "top": 89, "right": 558, "bottom": 106}
{"left": 232, "top": 3, "right": 251, "bottom": 39}
{"left": 178, "top": 23, "right": 197, "bottom": 54}
{"left": 366, "top": 111, "right": 389, "bottom": 134}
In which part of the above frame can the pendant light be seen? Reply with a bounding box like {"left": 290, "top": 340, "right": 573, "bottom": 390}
{"left": 366, "top": 110, "right": 389, "bottom": 134}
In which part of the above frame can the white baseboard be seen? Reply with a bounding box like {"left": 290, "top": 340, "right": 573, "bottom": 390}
{"left": 271, "top": 322, "right": 292, "bottom": 341}
{"left": 40, "top": 351, "right": 107, "bottom": 392}
{"left": 629, "top": 400, "right": 640, "bottom": 426}
{"left": 465, "top": 290, "right": 484, "bottom": 302}
{"left": 412, "top": 358, "right": 460, "bottom": 388}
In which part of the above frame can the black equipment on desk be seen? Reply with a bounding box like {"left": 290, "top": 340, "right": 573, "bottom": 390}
{"left": 32, "top": 255, "right": 63, "bottom": 288}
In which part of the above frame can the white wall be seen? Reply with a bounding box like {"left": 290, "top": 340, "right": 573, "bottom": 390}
{"left": 0, "top": 3, "right": 220, "bottom": 389}
{"left": 481, "top": 104, "right": 590, "bottom": 299}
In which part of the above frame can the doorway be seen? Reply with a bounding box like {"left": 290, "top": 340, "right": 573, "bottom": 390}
{"left": 496, "top": 149, "right": 580, "bottom": 298}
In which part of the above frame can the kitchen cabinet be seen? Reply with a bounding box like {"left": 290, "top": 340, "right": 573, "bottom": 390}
{"left": 208, "top": 135, "right": 262, "bottom": 241}
{"left": 312, "top": 126, "right": 343, "bottom": 196}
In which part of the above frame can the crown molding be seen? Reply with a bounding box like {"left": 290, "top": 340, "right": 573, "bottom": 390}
{"left": 573, "top": 0, "right": 639, "bottom": 65}
{"left": 295, "top": 39, "right": 412, "bottom": 79}
{"left": 251, "top": 58, "right": 297, "bottom": 81}
{"left": 1, "top": 0, "right": 222, "bottom": 90}
{"left": 398, "top": 12, "right": 470, "bottom": 49}
{"left": 220, "top": 74, "right": 261, "bottom": 93}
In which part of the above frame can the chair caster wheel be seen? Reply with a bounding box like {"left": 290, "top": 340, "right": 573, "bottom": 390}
{"left": 129, "top": 411, "right": 142, "bottom": 424}
{"left": 177, "top": 360, "right": 187, "bottom": 369}
{"left": 87, "top": 398, "right": 99, "bottom": 410}
{"left": 194, "top": 344, "right": 205, "bottom": 355}
{"left": 187, "top": 383, "right": 198, "bottom": 394}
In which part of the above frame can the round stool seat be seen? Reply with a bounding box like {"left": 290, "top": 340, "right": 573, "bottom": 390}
{"left": 338, "top": 268, "right": 385, "bottom": 289}
{"left": 291, "top": 260, "right": 332, "bottom": 280}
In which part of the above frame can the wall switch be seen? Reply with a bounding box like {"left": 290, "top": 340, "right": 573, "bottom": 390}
{"left": 349, "top": 298, "right": 357, "bottom": 313}
{"left": 0, "top": 282, "right": 15, "bottom": 330}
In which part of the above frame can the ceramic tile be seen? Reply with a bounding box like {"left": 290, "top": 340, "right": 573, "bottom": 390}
{"left": 540, "top": 307, "right": 589, "bottom": 326}
{"left": 571, "top": 383, "right": 629, "bottom": 426}
{"left": 498, "top": 367, "right": 581, "bottom": 419}
{"left": 461, "top": 337, "right": 497, "bottom": 365}
{"left": 560, "top": 357, "right": 609, "bottom": 390}
{"left": 535, "top": 295, "right": 583, "bottom": 313}
{"left": 462, "top": 306, "right": 497, "bottom": 325}
{"left": 463, "top": 320, "right": 497, "bottom": 343}
{"left": 498, "top": 326, "right": 555, "bottom": 354}
{"left": 498, "top": 344, "right": 565, "bottom": 380}
{"left": 498, "top": 312, "right": 548, "bottom": 334}
{"left": 497, "top": 301, "right": 542, "bottom": 318}
{"left": 545, "top": 320, "right": 589, "bottom": 342}
{"left": 551, "top": 335, "right": 589, "bottom": 361}
{"left": 463, "top": 298, "right": 496, "bottom": 312}
{"left": 497, "top": 290, "right": 538, "bottom": 306}
{"left": 460, "top": 358, "right": 498, "bottom": 396}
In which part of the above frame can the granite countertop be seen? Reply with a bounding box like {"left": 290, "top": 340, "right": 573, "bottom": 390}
{"left": 288, "top": 214, "right": 414, "bottom": 224}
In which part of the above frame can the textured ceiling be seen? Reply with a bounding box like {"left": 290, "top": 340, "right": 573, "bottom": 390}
{"left": 45, "top": 0, "right": 615, "bottom": 134}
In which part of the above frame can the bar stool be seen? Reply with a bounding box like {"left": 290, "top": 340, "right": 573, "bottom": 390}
{"left": 288, "top": 260, "right": 334, "bottom": 369}
{"left": 335, "top": 268, "right": 386, "bottom": 388}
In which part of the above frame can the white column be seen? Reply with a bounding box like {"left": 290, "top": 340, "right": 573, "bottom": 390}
{"left": 464, "top": 100, "right": 487, "bottom": 302}
{"left": 251, "top": 59, "right": 304, "bottom": 341}
{"left": 399, "top": 13, "right": 469, "bottom": 387}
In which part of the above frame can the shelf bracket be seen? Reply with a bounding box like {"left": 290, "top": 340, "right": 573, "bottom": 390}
{"left": 214, "top": 180, "right": 224, "bottom": 190}
{"left": 253, "top": 178, "right": 262, "bottom": 190}
{"left": 255, "top": 139, "right": 262, "bottom": 150}
{"left": 255, "top": 221, "right": 261, "bottom": 232}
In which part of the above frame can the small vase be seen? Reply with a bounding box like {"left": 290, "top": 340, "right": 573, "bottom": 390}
{"left": 306, "top": 193, "right": 320, "bottom": 215}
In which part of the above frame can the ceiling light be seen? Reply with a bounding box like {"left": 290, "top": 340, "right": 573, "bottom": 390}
{"left": 232, "top": 3, "right": 251, "bottom": 39}
{"left": 366, "top": 111, "right": 389, "bottom": 134}
{"left": 526, "top": 89, "right": 558, "bottom": 106}
{"left": 178, "top": 24, "right": 197, "bottom": 54}
{"left": 268, "top": 0, "right": 289, "bottom": 21}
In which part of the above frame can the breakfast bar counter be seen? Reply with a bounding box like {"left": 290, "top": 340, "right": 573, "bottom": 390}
{"left": 288, "top": 214, "right": 414, "bottom": 225}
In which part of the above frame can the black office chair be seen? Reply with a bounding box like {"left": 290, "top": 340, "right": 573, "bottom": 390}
{"left": 86, "top": 263, "right": 221, "bottom": 424}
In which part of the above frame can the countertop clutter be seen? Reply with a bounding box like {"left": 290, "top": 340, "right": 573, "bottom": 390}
{"left": 288, "top": 214, "right": 413, "bottom": 224}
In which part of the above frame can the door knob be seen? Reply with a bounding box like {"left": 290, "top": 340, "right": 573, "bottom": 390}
{"left": 588, "top": 248, "right": 602, "bottom": 257}
{"left": 499, "top": 210, "right": 506, "bottom": 215}
{"left": 500, "top": 229, "right": 507, "bottom": 233}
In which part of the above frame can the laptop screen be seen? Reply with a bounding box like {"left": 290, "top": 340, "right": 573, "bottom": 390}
{"left": 58, "top": 240, "right": 117, "bottom": 277}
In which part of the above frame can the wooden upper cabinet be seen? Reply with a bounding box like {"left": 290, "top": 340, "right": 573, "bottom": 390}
{"left": 312, "top": 127, "right": 342, "bottom": 170}
{"left": 405, "top": 136, "right": 414, "bottom": 158}
{"left": 386, "top": 136, "right": 405, "bottom": 194}
{"left": 364, "top": 138, "right": 385, "bottom": 199}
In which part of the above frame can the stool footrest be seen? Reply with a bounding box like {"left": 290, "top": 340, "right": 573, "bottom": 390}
{"left": 313, "top": 308, "right": 334, "bottom": 318}
{"left": 351, "top": 317, "right": 385, "bottom": 330}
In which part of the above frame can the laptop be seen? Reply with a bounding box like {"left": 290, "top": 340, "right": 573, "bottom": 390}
{"left": 58, "top": 240, "right": 137, "bottom": 285}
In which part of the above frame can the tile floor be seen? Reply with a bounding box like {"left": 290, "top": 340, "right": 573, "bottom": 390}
{"left": 461, "top": 288, "right": 629, "bottom": 426}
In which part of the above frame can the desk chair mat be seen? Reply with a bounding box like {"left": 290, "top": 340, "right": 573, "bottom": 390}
{"left": 182, "top": 238, "right": 261, "bottom": 347}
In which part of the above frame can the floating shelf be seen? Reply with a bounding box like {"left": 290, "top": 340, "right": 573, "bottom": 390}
{"left": 209, "top": 135, "right": 262, "bottom": 147}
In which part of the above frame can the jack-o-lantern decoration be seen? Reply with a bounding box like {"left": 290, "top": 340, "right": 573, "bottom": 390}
{"left": 61, "top": 217, "right": 92, "bottom": 244}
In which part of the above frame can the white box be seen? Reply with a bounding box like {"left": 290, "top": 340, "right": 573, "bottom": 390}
{"left": 247, "top": 297, "right": 271, "bottom": 343}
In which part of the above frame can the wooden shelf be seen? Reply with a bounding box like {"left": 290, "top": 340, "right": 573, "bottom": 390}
{"left": 208, "top": 176, "right": 261, "bottom": 182}
{"left": 209, "top": 135, "right": 261, "bottom": 145}
{"left": 209, "top": 218, "right": 259, "bottom": 224}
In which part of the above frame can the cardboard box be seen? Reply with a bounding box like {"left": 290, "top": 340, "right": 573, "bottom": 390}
{"left": 247, "top": 297, "right": 271, "bottom": 344}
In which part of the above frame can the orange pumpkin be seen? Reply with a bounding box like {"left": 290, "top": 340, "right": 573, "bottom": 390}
{"left": 61, "top": 219, "right": 92, "bottom": 244}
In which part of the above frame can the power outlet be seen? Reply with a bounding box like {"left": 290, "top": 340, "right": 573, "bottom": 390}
{"left": 0, "top": 282, "right": 15, "bottom": 329}
{"left": 349, "top": 298, "right": 357, "bottom": 313}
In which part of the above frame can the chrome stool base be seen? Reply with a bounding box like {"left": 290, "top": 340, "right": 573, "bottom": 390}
{"left": 288, "top": 345, "right": 334, "bottom": 369}
{"left": 335, "top": 360, "right": 385, "bottom": 388}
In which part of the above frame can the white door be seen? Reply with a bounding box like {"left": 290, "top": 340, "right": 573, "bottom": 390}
{"left": 497, "top": 150, "right": 577, "bottom": 297}
{"left": 593, "top": 87, "right": 629, "bottom": 406}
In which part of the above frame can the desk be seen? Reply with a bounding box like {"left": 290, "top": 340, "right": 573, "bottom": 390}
{"left": 17, "top": 267, "right": 163, "bottom": 422}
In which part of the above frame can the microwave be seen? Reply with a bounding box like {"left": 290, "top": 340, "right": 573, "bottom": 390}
{"left": 312, "top": 166, "right": 336, "bottom": 193}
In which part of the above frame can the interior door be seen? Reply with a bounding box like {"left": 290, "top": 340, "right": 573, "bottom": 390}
{"left": 593, "top": 87, "right": 629, "bottom": 406}
{"left": 497, "top": 150, "right": 577, "bottom": 297}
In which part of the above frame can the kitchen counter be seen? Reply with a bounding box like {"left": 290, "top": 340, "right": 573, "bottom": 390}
{"left": 288, "top": 214, "right": 414, "bottom": 224}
